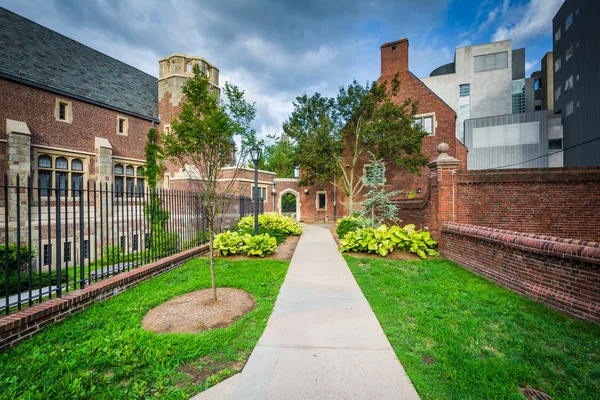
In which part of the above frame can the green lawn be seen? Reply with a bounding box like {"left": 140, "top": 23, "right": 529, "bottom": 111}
{"left": 0, "top": 258, "right": 289, "bottom": 400}
{"left": 346, "top": 256, "right": 600, "bottom": 400}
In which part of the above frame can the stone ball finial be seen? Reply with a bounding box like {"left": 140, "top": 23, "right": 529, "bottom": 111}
{"left": 437, "top": 142, "right": 450, "bottom": 154}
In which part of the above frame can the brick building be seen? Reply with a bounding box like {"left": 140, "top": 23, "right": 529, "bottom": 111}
{"left": 0, "top": 7, "right": 283, "bottom": 267}
{"left": 299, "top": 38, "right": 467, "bottom": 223}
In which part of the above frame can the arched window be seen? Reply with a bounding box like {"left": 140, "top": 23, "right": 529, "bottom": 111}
{"left": 114, "top": 164, "right": 124, "bottom": 175}
{"left": 38, "top": 155, "right": 52, "bottom": 168}
{"left": 56, "top": 157, "right": 68, "bottom": 170}
{"left": 125, "top": 166, "right": 135, "bottom": 197}
{"left": 71, "top": 159, "right": 83, "bottom": 171}
{"left": 125, "top": 166, "right": 134, "bottom": 176}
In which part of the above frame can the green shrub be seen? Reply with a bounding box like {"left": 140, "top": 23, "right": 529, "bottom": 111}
{"left": 237, "top": 226, "right": 287, "bottom": 245}
{"left": 214, "top": 231, "right": 244, "bottom": 256}
{"left": 0, "top": 244, "right": 35, "bottom": 274}
{"left": 336, "top": 216, "right": 370, "bottom": 239}
{"left": 339, "top": 224, "right": 439, "bottom": 259}
{"left": 236, "top": 214, "right": 302, "bottom": 236}
{"left": 241, "top": 233, "right": 278, "bottom": 257}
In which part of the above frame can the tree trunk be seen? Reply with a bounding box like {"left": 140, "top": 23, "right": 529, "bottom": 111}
{"left": 208, "top": 220, "right": 217, "bottom": 302}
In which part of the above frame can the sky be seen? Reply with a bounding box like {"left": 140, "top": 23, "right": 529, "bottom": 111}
{"left": 0, "top": 0, "right": 564, "bottom": 142}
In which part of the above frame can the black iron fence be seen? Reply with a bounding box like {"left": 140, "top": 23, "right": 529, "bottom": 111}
{"left": 1, "top": 174, "right": 263, "bottom": 315}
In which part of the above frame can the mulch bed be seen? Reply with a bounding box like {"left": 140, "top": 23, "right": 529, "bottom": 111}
{"left": 141, "top": 288, "right": 255, "bottom": 334}
{"left": 204, "top": 235, "right": 300, "bottom": 261}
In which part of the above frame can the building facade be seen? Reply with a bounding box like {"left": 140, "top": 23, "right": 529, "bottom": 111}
{"left": 421, "top": 40, "right": 526, "bottom": 142}
{"left": 298, "top": 38, "right": 467, "bottom": 222}
{"left": 553, "top": 0, "right": 600, "bottom": 166}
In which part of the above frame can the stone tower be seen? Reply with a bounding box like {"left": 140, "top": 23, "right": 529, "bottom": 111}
{"left": 158, "top": 54, "right": 219, "bottom": 122}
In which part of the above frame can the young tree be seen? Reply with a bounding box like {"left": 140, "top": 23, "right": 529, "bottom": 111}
{"left": 357, "top": 152, "right": 403, "bottom": 226}
{"left": 162, "top": 64, "right": 258, "bottom": 302}
{"left": 283, "top": 76, "right": 429, "bottom": 212}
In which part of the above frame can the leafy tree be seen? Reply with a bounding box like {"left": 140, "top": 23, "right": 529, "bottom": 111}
{"left": 283, "top": 75, "right": 429, "bottom": 212}
{"left": 259, "top": 137, "right": 296, "bottom": 178}
{"left": 356, "top": 153, "right": 402, "bottom": 226}
{"left": 162, "top": 64, "right": 258, "bottom": 302}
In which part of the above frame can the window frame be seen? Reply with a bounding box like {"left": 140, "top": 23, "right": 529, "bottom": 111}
{"left": 114, "top": 163, "right": 146, "bottom": 198}
{"left": 474, "top": 51, "right": 508, "bottom": 73}
{"left": 316, "top": 191, "right": 327, "bottom": 210}
{"left": 116, "top": 115, "right": 129, "bottom": 136}
{"left": 35, "top": 151, "right": 88, "bottom": 198}
{"left": 412, "top": 113, "right": 436, "bottom": 136}
{"left": 565, "top": 13, "right": 573, "bottom": 31}
{"left": 54, "top": 99, "right": 73, "bottom": 124}
{"left": 565, "top": 43, "right": 573, "bottom": 61}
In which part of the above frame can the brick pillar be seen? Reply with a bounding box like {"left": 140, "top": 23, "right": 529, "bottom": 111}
{"left": 426, "top": 142, "right": 461, "bottom": 240}
{"left": 6, "top": 120, "right": 32, "bottom": 244}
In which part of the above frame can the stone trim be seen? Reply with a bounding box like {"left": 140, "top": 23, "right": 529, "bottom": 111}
{"left": 0, "top": 244, "right": 209, "bottom": 352}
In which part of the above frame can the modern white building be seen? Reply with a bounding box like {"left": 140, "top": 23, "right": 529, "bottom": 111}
{"left": 421, "top": 40, "right": 526, "bottom": 142}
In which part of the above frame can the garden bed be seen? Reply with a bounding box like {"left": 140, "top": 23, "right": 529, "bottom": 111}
{"left": 0, "top": 258, "right": 289, "bottom": 399}
{"left": 208, "top": 235, "right": 300, "bottom": 261}
{"left": 346, "top": 256, "right": 600, "bottom": 399}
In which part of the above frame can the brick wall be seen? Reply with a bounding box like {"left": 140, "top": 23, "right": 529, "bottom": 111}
{"left": 454, "top": 168, "right": 600, "bottom": 242}
{"left": 0, "top": 244, "right": 208, "bottom": 353}
{"left": 0, "top": 78, "right": 153, "bottom": 161}
{"left": 442, "top": 223, "right": 600, "bottom": 323}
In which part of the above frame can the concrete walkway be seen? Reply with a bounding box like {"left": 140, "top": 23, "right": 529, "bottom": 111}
{"left": 193, "top": 224, "right": 420, "bottom": 400}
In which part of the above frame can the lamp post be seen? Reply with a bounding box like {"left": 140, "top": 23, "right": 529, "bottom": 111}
{"left": 250, "top": 146, "right": 262, "bottom": 235}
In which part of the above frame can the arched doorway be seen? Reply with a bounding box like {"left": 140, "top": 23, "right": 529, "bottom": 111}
{"left": 278, "top": 189, "right": 300, "bottom": 221}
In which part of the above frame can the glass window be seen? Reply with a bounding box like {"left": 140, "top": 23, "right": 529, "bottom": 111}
{"left": 474, "top": 52, "right": 508, "bottom": 72}
{"left": 38, "top": 155, "right": 52, "bottom": 168}
{"left": 56, "top": 157, "right": 68, "bottom": 170}
{"left": 136, "top": 167, "right": 144, "bottom": 177}
{"left": 554, "top": 29, "right": 561, "bottom": 42}
{"left": 318, "top": 193, "right": 326, "bottom": 209}
{"left": 39, "top": 170, "right": 52, "bottom": 196}
{"left": 71, "top": 159, "right": 83, "bottom": 171}
{"left": 43, "top": 244, "right": 51, "bottom": 266}
{"left": 83, "top": 240, "right": 89, "bottom": 259}
{"left": 59, "top": 103, "right": 67, "bottom": 120}
{"left": 125, "top": 166, "right": 134, "bottom": 176}
{"left": 72, "top": 173, "right": 84, "bottom": 196}
{"left": 114, "top": 164, "right": 124, "bottom": 175}
{"left": 114, "top": 177, "right": 124, "bottom": 197}
{"left": 555, "top": 86, "right": 561, "bottom": 101}
{"left": 64, "top": 242, "right": 71, "bottom": 262}
{"left": 459, "top": 84, "right": 470, "bottom": 97}
{"left": 118, "top": 118, "right": 125, "bottom": 133}
{"left": 554, "top": 57, "right": 561, "bottom": 71}
{"left": 549, "top": 139, "right": 563, "bottom": 151}
{"left": 565, "top": 76, "right": 573, "bottom": 91}
{"left": 136, "top": 178, "right": 145, "bottom": 197}
{"left": 413, "top": 119, "right": 422, "bottom": 129}
{"left": 566, "top": 101, "right": 574, "bottom": 116}
{"left": 565, "top": 43, "right": 573, "bottom": 61}
{"left": 126, "top": 177, "right": 135, "bottom": 197}
{"left": 565, "top": 13, "right": 573, "bottom": 30}
{"left": 423, "top": 117, "right": 433, "bottom": 134}
{"left": 56, "top": 172, "right": 68, "bottom": 196}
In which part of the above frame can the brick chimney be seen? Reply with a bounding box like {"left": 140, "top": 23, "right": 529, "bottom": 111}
{"left": 380, "top": 38, "right": 409, "bottom": 77}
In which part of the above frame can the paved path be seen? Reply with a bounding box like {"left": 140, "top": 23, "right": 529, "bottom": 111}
{"left": 193, "top": 224, "right": 420, "bottom": 400}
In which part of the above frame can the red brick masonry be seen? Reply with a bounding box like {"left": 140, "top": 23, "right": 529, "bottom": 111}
{"left": 0, "top": 244, "right": 209, "bottom": 352}
{"left": 442, "top": 223, "right": 600, "bottom": 323}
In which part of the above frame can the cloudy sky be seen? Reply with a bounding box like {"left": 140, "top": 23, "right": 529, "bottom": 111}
{"left": 1, "top": 0, "right": 563, "bottom": 141}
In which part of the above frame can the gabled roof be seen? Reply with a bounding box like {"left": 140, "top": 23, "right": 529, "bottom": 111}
{"left": 0, "top": 7, "right": 158, "bottom": 121}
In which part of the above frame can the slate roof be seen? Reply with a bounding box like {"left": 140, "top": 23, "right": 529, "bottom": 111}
{"left": 0, "top": 7, "right": 158, "bottom": 121}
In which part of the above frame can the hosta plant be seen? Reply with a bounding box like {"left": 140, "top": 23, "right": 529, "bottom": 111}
{"left": 241, "top": 233, "right": 278, "bottom": 257}
{"left": 214, "top": 231, "right": 244, "bottom": 256}
{"left": 339, "top": 224, "right": 439, "bottom": 259}
{"left": 236, "top": 214, "right": 302, "bottom": 236}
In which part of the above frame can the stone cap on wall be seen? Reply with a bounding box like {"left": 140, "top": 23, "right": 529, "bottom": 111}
{"left": 427, "top": 142, "right": 461, "bottom": 170}
{"left": 6, "top": 119, "right": 31, "bottom": 136}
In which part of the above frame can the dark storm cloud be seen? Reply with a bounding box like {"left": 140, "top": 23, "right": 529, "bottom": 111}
{"left": 0, "top": 0, "right": 451, "bottom": 138}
